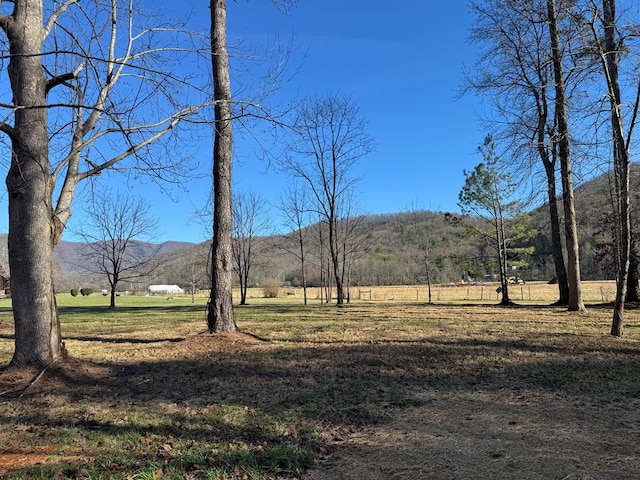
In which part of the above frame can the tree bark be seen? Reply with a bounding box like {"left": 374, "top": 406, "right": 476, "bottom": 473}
{"left": 543, "top": 155, "right": 569, "bottom": 305}
{"left": 547, "top": 0, "right": 585, "bottom": 312}
{"left": 625, "top": 239, "right": 639, "bottom": 302}
{"left": 5, "top": 0, "right": 63, "bottom": 366}
{"left": 600, "top": 0, "right": 630, "bottom": 336}
{"left": 207, "top": 0, "right": 237, "bottom": 333}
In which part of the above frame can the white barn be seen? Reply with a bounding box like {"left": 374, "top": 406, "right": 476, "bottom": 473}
{"left": 147, "top": 284, "right": 184, "bottom": 295}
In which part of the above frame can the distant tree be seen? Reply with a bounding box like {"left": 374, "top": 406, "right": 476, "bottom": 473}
{"left": 281, "top": 94, "right": 374, "bottom": 305}
{"left": 74, "top": 189, "right": 160, "bottom": 309}
{"left": 177, "top": 246, "right": 209, "bottom": 304}
{"left": 336, "top": 193, "right": 368, "bottom": 303}
{"left": 451, "top": 136, "right": 536, "bottom": 305}
{"left": 278, "top": 183, "right": 312, "bottom": 304}
{"left": 402, "top": 207, "right": 441, "bottom": 304}
{"left": 232, "top": 191, "right": 271, "bottom": 305}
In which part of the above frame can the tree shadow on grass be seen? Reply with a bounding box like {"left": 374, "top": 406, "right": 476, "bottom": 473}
{"left": 57, "top": 303, "right": 205, "bottom": 316}
{"left": 1, "top": 332, "right": 640, "bottom": 478}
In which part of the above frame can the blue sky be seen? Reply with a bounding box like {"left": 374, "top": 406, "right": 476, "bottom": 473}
{"left": 226, "top": 1, "right": 484, "bottom": 221}
{"left": 198, "top": 0, "right": 483, "bottom": 244}
{"left": 2, "top": 1, "right": 486, "bottom": 244}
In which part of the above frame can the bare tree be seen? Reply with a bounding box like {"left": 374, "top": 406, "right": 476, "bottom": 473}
{"left": 0, "top": 0, "right": 205, "bottom": 365}
{"left": 403, "top": 206, "right": 440, "bottom": 304}
{"left": 282, "top": 93, "right": 374, "bottom": 305}
{"left": 232, "top": 191, "right": 271, "bottom": 305}
{"left": 207, "top": 0, "right": 236, "bottom": 332}
{"left": 337, "top": 195, "right": 368, "bottom": 304}
{"left": 466, "top": 0, "right": 597, "bottom": 307}
{"left": 547, "top": 0, "right": 587, "bottom": 311}
{"left": 178, "top": 246, "right": 209, "bottom": 304}
{"left": 586, "top": 0, "right": 640, "bottom": 335}
{"left": 74, "top": 188, "right": 160, "bottom": 309}
{"left": 278, "top": 182, "right": 312, "bottom": 304}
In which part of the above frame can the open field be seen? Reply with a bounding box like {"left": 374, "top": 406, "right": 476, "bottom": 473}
{"left": 232, "top": 280, "right": 619, "bottom": 304}
{"left": 0, "top": 292, "right": 639, "bottom": 479}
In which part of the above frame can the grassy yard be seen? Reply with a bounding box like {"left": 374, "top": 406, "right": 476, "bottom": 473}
{"left": 0, "top": 293, "right": 639, "bottom": 479}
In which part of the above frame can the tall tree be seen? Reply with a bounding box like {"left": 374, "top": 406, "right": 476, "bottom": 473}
{"left": 74, "top": 189, "right": 160, "bottom": 309}
{"left": 547, "top": 0, "right": 586, "bottom": 311}
{"left": 0, "top": 0, "right": 203, "bottom": 366}
{"left": 207, "top": 0, "right": 236, "bottom": 332}
{"left": 207, "top": 0, "right": 295, "bottom": 330}
{"left": 282, "top": 94, "right": 374, "bottom": 305}
{"left": 402, "top": 207, "right": 440, "bottom": 304}
{"left": 466, "top": 0, "right": 594, "bottom": 306}
{"left": 587, "top": 0, "right": 640, "bottom": 335}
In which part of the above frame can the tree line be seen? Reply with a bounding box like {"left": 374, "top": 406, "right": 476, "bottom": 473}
{"left": 464, "top": 0, "right": 640, "bottom": 335}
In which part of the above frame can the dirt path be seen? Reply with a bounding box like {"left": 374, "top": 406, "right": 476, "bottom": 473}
{"left": 305, "top": 390, "right": 640, "bottom": 480}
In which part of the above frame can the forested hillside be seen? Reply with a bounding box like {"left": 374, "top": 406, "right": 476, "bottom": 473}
{"left": 42, "top": 165, "right": 637, "bottom": 292}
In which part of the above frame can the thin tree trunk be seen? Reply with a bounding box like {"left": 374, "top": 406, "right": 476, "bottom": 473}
{"left": 109, "top": 283, "right": 117, "bottom": 309}
{"left": 547, "top": 0, "right": 585, "bottom": 312}
{"left": 625, "top": 239, "right": 639, "bottom": 302}
{"left": 600, "top": 0, "right": 630, "bottom": 336}
{"left": 7, "top": 0, "right": 64, "bottom": 366}
{"left": 425, "top": 258, "right": 433, "bottom": 304}
{"left": 207, "top": 0, "right": 236, "bottom": 332}
{"left": 299, "top": 239, "right": 308, "bottom": 305}
{"left": 329, "top": 220, "right": 344, "bottom": 305}
{"left": 497, "top": 213, "right": 510, "bottom": 305}
{"left": 543, "top": 158, "right": 569, "bottom": 305}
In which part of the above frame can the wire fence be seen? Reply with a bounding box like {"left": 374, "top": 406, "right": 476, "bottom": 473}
{"left": 232, "top": 281, "right": 618, "bottom": 304}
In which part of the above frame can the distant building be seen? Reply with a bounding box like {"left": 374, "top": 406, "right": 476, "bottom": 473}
{"left": 147, "top": 284, "right": 184, "bottom": 295}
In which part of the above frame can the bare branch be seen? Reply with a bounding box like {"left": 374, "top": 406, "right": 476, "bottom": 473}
{"left": 45, "top": 62, "right": 84, "bottom": 95}
{"left": 43, "top": 0, "right": 80, "bottom": 39}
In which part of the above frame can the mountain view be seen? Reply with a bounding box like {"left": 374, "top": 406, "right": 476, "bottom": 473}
{"left": 32, "top": 165, "right": 630, "bottom": 294}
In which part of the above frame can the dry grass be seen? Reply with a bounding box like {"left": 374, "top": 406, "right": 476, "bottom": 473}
{"left": 0, "top": 293, "right": 639, "bottom": 479}
{"left": 234, "top": 280, "right": 618, "bottom": 303}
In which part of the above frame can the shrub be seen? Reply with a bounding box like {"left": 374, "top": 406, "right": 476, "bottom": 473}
{"left": 262, "top": 278, "right": 281, "bottom": 298}
{"left": 80, "top": 287, "right": 94, "bottom": 297}
{"left": 70, "top": 288, "right": 79, "bottom": 297}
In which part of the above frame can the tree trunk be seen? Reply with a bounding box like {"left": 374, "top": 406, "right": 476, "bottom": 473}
{"left": 299, "top": 238, "right": 308, "bottom": 305}
{"left": 601, "top": 0, "right": 630, "bottom": 336}
{"left": 497, "top": 217, "right": 511, "bottom": 305}
{"left": 625, "top": 239, "right": 639, "bottom": 302}
{"left": 239, "top": 275, "right": 247, "bottom": 305}
{"left": 547, "top": 0, "right": 585, "bottom": 312}
{"left": 109, "top": 285, "right": 117, "bottom": 309}
{"left": 543, "top": 158, "right": 569, "bottom": 305}
{"left": 329, "top": 222, "right": 344, "bottom": 305}
{"left": 6, "top": 0, "right": 64, "bottom": 366}
{"left": 426, "top": 259, "right": 433, "bottom": 304}
{"left": 207, "top": 0, "right": 237, "bottom": 332}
